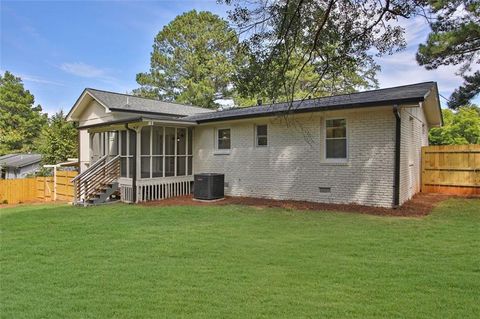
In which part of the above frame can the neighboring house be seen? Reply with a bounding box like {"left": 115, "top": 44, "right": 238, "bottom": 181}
{"left": 66, "top": 82, "right": 442, "bottom": 207}
{"left": 0, "top": 154, "right": 42, "bottom": 179}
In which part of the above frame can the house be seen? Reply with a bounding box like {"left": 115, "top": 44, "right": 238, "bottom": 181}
{"left": 66, "top": 82, "right": 442, "bottom": 207}
{"left": 0, "top": 154, "right": 42, "bottom": 179}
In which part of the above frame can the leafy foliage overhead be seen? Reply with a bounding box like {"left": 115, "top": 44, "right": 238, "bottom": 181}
{"left": 416, "top": 0, "right": 480, "bottom": 109}
{"left": 135, "top": 10, "right": 239, "bottom": 109}
{"left": 0, "top": 71, "right": 47, "bottom": 155}
{"left": 222, "top": 0, "right": 422, "bottom": 105}
{"left": 429, "top": 105, "right": 480, "bottom": 145}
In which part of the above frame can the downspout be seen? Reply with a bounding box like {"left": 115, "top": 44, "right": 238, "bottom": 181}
{"left": 393, "top": 105, "right": 401, "bottom": 208}
{"left": 125, "top": 123, "right": 137, "bottom": 203}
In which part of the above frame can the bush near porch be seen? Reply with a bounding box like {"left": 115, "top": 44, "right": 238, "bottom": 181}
{"left": 1, "top": 199, "right": 479, "bottom": 318}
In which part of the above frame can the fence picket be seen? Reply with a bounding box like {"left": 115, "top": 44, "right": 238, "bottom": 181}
{"left": 422, "top": 145, "right": 480, "bottom": 195}
{"left": 0, "top": 171, "right": 78, "bottom": 204}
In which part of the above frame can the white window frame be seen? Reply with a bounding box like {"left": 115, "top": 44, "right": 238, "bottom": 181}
{"left": 255, "top": 124, "right": 268, "bottom": 147}
{"left": 324, "top": 117, "right": 348, "bottom": 163}
{"left": 215, "top": 127, "right": 231, "bottom": 154}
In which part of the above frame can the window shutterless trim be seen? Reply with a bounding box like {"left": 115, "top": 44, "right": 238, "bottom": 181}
{"left": 215, "top": 127, "right": 231, "bottom": 153}
{"left": 255, "top": 124, "right": 268, "bottom": 147}
{"left": 324, "top": 117, "right": 348, "bottom": 162}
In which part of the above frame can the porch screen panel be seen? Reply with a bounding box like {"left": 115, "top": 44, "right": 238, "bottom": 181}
{"left": 141, "top": 126, "right": 151, "bottom": 178}
{"left": 120, "top": 131, "right": 127, "bottom": 177}
{"left": 152, "top": 126, "right": 163, "bottom": 177}
{"left": 128, "top": 131, "right": 135, "bottom": 178}
{"left": 176, "top": 128, "right": 186, "bottom": 176}
{"left": 165, "top": 127, "right": 175, "bottom": 177}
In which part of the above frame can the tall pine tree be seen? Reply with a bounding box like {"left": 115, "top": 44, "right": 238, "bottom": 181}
{"left": 135, "top": 10, "right": 240, "bottom": 109}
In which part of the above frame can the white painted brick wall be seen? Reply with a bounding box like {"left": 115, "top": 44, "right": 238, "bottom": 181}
{"left": 399, "top": 105, "right": 429, "bottom": 205}
{"left": 193, "top": 108, "right": 398, "bottom": 207}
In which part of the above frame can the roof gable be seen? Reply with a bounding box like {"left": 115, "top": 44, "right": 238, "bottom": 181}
{"left": 66, "top": 88, "right": 214, "bottom": 122}
{"left": 66, "top": 90, "right": 110, "bottom": 121}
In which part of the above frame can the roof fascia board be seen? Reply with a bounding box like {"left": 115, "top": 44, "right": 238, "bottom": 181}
{"left": 108, "top": 108, "right": 187, "bottom": 117}
{"left": 66, "top": 90, "right": 111, "bottom": 121}
{"left": 142, "top": 118, "right": 197, "bottom": 126}
{"left": 77, "top": 117, "right": 143, "bottom": 130}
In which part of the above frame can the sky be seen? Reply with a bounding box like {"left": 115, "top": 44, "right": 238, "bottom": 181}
{"left": 1, "top": 0, "right": 478, "bottom": 115}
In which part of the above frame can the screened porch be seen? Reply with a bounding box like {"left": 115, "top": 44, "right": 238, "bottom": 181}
{"left": 88, "top": 123, "right": 195, "bottom": 203}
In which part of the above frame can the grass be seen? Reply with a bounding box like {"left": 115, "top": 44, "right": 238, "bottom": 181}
{"left": 1, "top": 199, "right": 479, "bottom": 318}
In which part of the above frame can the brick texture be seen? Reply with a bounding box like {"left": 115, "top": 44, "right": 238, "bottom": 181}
{"left": 193, "top": 108, "right": 404, "bottom": 207}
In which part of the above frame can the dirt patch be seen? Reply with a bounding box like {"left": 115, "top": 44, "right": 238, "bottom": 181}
{"left": 141, "top": 193, "right": 453, "bottom": 217}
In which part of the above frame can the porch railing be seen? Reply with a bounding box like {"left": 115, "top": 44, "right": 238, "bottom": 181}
{"left": 136, "top": 176, "right": 194, "bottom": 202}
{"left": 72, "top": 155, "right": 120, "bottom": 205}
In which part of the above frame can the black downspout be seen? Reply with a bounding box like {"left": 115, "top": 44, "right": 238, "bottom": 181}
{"left": 393, "top": 105, "right": 401, "bottom": 208}
{"left": 126, "top": 124, "right": 137, "bottom": 203}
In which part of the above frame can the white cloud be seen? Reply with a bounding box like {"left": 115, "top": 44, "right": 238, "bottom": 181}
{"left": 374, "top": 16, "right": 480, "bottom": 106}
{"left": 59, "top": 62, "right": 114, "bottom": 81}
{"left": 0, "top": 69, "right": 65, "bottom": 86}
{"left": 20, "top": 74, "right": 65, "bottom": 86}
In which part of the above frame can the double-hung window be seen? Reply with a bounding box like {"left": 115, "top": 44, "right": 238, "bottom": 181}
{"left": 325, "top": 118, "right": 347, "bottom": 160}
{"left": 216, "top": 128, "right": 231, "bottom": 151}
{"left": 255, "top": 125, "right": 268, "bottom": 147}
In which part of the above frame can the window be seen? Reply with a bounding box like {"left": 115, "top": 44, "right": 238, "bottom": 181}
{"left": 325, "top": 118, "right": 347, "bottom": 160}
{"left": 256, "top": 125, "right": 268, "bottom": 147}
{"left": 216, "top": 128, "right": 231, "bottom": 150}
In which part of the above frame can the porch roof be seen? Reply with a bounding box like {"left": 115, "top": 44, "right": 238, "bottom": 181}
{"left": 77, "top": 114, "right": 197, "bottom": 130}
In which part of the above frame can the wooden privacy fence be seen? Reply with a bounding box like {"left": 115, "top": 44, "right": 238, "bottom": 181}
{"left": 0, "top": 178, "right": 37, "bottom": 204}
{"left": 0, "top": 171, "right": 77, "bottom": 204}
{"left": 422, "top": 144, "right": 480, "bottom": 195}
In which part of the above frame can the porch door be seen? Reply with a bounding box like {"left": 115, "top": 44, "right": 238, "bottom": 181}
{"left": 90, "top": 132, "right": 102, "bottom": 163}
{"left": 107, "top": 131, "right": 119, "bottom": 160}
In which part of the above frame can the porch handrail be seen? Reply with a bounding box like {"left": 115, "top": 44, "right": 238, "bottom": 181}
{"left": 73, "top": 155, "right": 121, "bottom": 205}
{"left": 72, "top": 155, "right": 109, "bottom": 182}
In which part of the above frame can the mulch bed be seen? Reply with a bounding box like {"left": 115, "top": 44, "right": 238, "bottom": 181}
{"left": 141, "top": 193, "right": 454, "bottom": 217}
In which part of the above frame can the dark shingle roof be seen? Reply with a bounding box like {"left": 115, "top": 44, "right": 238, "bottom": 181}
{"left": 0, "top": 154, "right": 42, "bottom": 168}
{"left": 86, "top": 89, "right": 214, "bottom": 117}
{"left": 186, "top": 82, "right": 437, "bottom": 123}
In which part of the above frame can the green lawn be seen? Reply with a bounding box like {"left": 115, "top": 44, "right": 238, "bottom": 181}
{"left": 1, "top": 199, "right": 479, "bottom": 318}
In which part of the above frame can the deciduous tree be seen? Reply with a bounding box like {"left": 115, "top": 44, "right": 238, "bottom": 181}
{"left": 222, "top": 0, "right": 421, "bottom": 106}
{"left": 429, "top": 105, "right": 480, "bottom": 144}
{"left": 35, "top": 111, "right": 78, "bottom": 165}
{"left": 0, "top": 71, "right": 47, "bottom": 155}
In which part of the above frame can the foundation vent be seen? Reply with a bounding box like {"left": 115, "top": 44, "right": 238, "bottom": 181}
{"left": 318, "top": 187, "right": 331, "bottom": 193}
